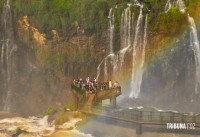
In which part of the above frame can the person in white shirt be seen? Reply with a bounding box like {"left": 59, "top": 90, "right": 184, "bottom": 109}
{"left": 109, "top": 80, "right": 112, "bottom": 89}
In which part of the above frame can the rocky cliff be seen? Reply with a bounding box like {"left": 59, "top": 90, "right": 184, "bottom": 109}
{"left": 0, "top": 0, "right": 200, "bottom": 115}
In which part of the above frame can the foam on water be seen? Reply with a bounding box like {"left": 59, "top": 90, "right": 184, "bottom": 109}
{"left": 58, "top": 118, "right": 81, "bottom": 129}
{"left": 0, "top": 116, "right": 92, "bottom": 137}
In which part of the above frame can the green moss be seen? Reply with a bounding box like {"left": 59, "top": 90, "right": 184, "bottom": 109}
{"left": 143, "top": 0, "right": 167, "bottom": 12}
{"left": 0, "top": 0, "right": 3, "bottom": 14}
{"left": 11, "top": 0, "right": 194, "bottom": 44}
{"left": 13, "top": 0, "right": 112, "bottom": 37}
{"left": 40, "top": 49, "right": 67, "bottom": 72}
{"left": 149, "top": 7, "right": 187, "bottom": 35}
{"left": 130, "top": 5, "right": 140, "bottom": 21}
{"left": 186, "top": 0, "right": 200, "bottom": 20}
{"left": 44, "top": 107, "right": 56, "bottom": 115}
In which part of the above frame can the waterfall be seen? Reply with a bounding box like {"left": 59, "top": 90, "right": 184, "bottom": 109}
{"left": 104, "top": 59, "right": 108, "bottom": 80}
{"left": 119, "top": 7, "right": 132, "bottom": 68}
{"left": 96, "top": 59, "right": 104, "bottom": 80}
{"left": 97, "top": 2, "right": 148, "bottom": 98}
{"left": 132, "top": 8, "right": 143, "bottom": 57}
{"left": 188, "top": 15, "right": 200, "bottom": 94}
{"left": 176, "top": 0, "right": 185, "bottom": 12}
{"left": 108, "top": 8, "right": 114, "bottom": 54}
{"left": 111, "top": 54, "right": 119, "bottom": 80}
{"left": 1, "top": 40, "right": 5, "bottom": 69}
{"left": 164, "top": 0, "right": 172, "bottom": 12}
{"left": 164, "top": 0, "right": 200, "bottom": 94}
{"left": 99, "top": 8, "right": 115, "bottom": 81}
{"left": 165, "top": 0, "right": 185, "bottom": 13}
{"left": 1, "top": 0, "right": 17, "bottom": 112}
{"left": 120, "top": 7, "right": 131, "bottom": 49}
{"left": 129, "top": 8, "right": 145, "bottom": 98}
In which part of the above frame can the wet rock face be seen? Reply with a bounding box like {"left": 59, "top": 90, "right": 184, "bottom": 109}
{"left": 0, "top": 23, "right": 106, "bottom": 116}
{"left": 0, "top": 0, "right": 106, "bottom": 115}
{"left": 1, "top": 0, "right": 200, "bottom": 115}
{"left": 0, "top": 26, "right": 75, "bottom": 115}
{"left": 139, "top": 31, "right": 200, "bottom": 112}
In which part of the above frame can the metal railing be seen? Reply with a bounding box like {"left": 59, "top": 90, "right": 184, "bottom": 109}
{"left": 80, "top": 104, "right": 200, "bottom": 126}
{"left": 72, "top": 84, "right": 200, "bottom": 126}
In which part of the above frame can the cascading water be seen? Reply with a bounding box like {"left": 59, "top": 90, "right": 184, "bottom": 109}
{"left": 1, "top": 0, "right": 18, "bottom": 112}
{"left": 97, "top": 2, "right": 148, "bottom": 99}
{"left": 119, "top": 7, "right": 132, "bottom": 68}
{"left": 188, "top": 15, "right": 200, "bottom": 94}
{"left": 108, "top": 8, "right": 114, "bottom": 54}
{"left": 104, "top": 59, "right": 108, "bottom": 80}
{"left": 165, "top": 0, "right": 185, "bottom": 12}
{"left": 176, "top": 0, "right": 186, "bottom": 12}
{"left": 164, "top": 0, "right": 200, "bottom": 94}
{"left": 98, "top": 6, "right": 121, "bottom": 81}
{"left": 101, "top": 8, "right": 115, "bottom": 81}
{"left": 129, "top": 7, "right": 146, "bottom": 98}
{"left": 164, "top": 0, "right": 172, "bottom": 13}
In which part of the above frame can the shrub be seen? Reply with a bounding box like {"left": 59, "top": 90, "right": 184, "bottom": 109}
{"left": 44, "top": 107, "right": 56, "bottom": 115}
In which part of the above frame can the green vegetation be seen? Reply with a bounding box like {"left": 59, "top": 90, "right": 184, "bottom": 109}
{"left": 16, "top": 127, "right": 21, "bottom": 133}
{"left": 185, "top": 0, "right": 200, "bottom": 9}
{"left": 159, "top": 7, "right": 187, "bottom": 35}
{"left": 148, "top": 6, "right": 187, "bottom": 35}
{"left": 34, "top": 47, "right": 67, "bottom": 74}
{"left": 13, "top": 0, "right": 113, "bottom": 37}
{"left": 71, "top": 84, "right": 85, "bottom": 95}
{"left": 130, "top": 5, "right": 140, "bottom": 20}
{"left": 0, "top": 0, "right": 3, "bottom": 14}
{"left": 71, "top": 84, "right": 86, "bottom": 101}
{"left": 55, "top": 111, "right": 82, "bottom": 125}
{"left": 44, "top": 107, "right": 56, "bottom": 115}
{"left": 11, "top": 0, "right": 193, "bottom": 38}
{"left": 143, "top": 0, "right": 167, "bottom": 13}
{"left": 44, "top": 52, "right": 67, "bottom": 72}
{"left": 186, "top": 0, "right": 200, "bottom": 20}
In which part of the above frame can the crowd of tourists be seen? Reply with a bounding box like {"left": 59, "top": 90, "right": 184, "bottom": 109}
{"left": 72, "top": 77, "right": 120, "bottom": 92}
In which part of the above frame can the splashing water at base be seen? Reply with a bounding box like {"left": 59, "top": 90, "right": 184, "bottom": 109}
{"left": 0, "top": 116, "right": 93, "bottom": 137}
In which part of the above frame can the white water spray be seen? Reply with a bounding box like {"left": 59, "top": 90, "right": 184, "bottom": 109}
{"left": 0, "top": 116, "right": 93, "bottom": 137}
{"left": 176, "top": 0, "right": 186, "bottom": 12}
{"left": 108, "top": 8, "right": 114, "bottom": 54}
{"left": 164, "top": 0, "right": 200, "bottom": 94}
{"left": 1, "top": 0, "right": 17, "bottom": 112}
{"left": 165, "top": 0, "right": 172, "bottom": 13}
{"left": 97, "top": 3, "right": 148, "bottom": 99}
{"left": 129, "top": 8, "right": 146, "bottom": 98}
{"left": 120, "top": 7, "right": 132, "bottom": 68}
{"left": 188, "top": 15, "right": 200, "bottom": 94}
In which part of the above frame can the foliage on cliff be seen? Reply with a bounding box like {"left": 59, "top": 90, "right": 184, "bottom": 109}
{"left": 153, "top": 7, "right": 187, "bottom": 35}
{"left": 186, "top": 0, "right": 200, "bottom": 21}
{"left": 11, "top": 0, "right": 199, "bottom": 38}
{"left": 10, "top": 0, "right": 197, "bottom": 77}
{"left": 0, "top": 0, "right": 3, "bottom": 13}
{"left": 13, "top": 0, "right": 111, "bottom": 38}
